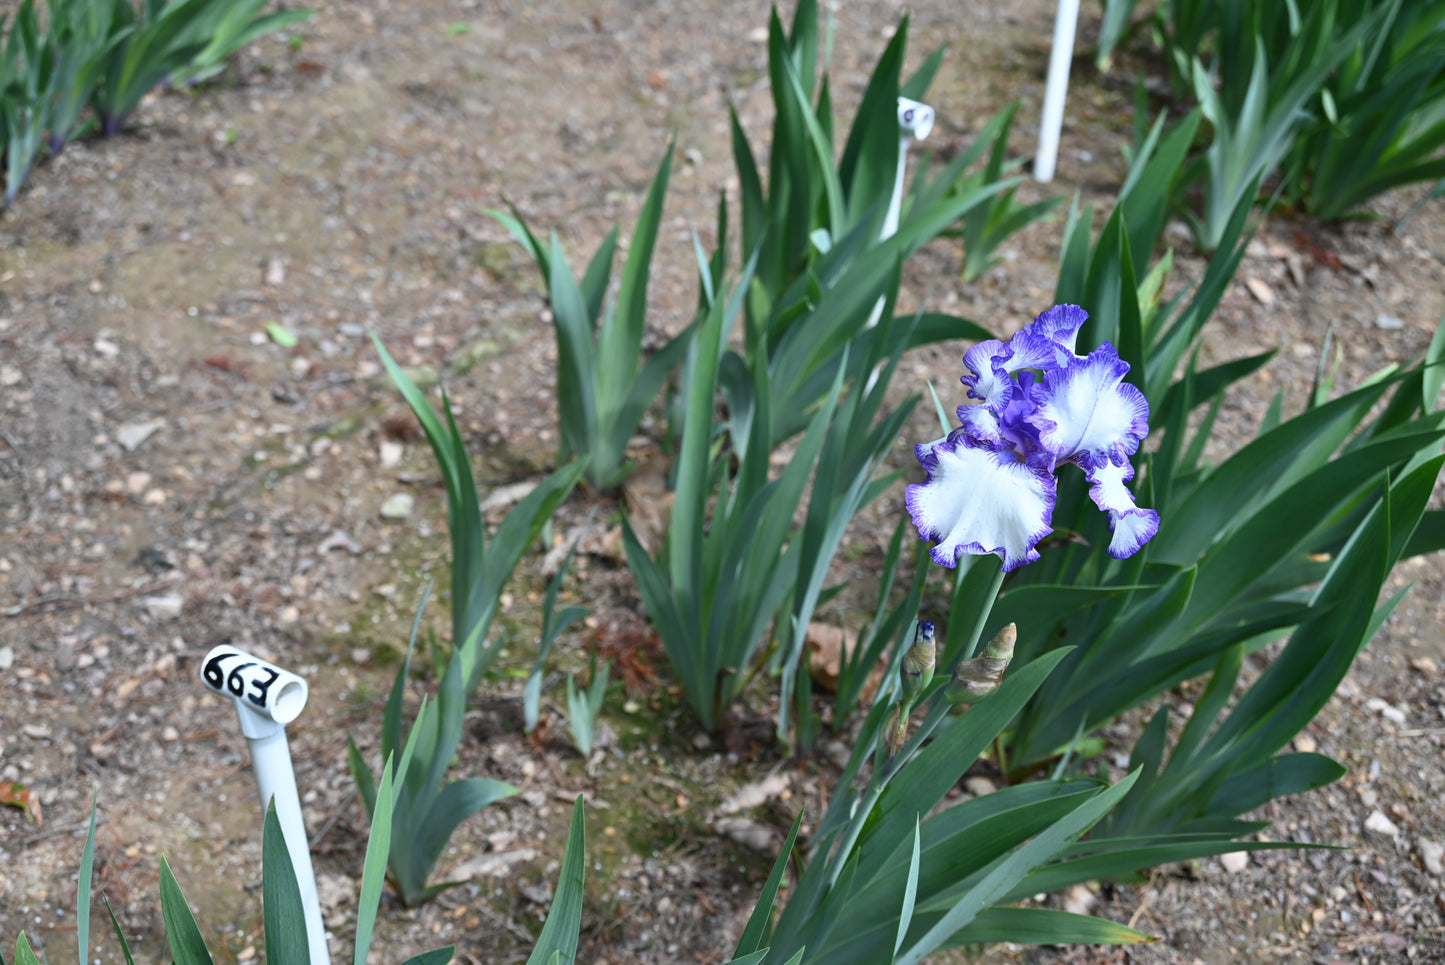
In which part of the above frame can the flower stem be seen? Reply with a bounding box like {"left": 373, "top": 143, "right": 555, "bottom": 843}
{"left": 822, "top": 564, "right": 1006, "bottom": 891}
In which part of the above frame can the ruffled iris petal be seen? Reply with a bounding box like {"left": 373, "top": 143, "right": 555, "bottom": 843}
{"left": 960, "top": 339, "right": 1011, "bottom": 407}
{"left": 955, "top": 405, "right": 1009, "bottom": 451}
{"left": 1084, "top": 462, "right": 1159, "bottom": 558}
{"left": 906, "top": 440, "right": 1055, "bottom": 571}
{"left": 912, "top": 304, "right": 1157, "bottom": 570}
{"left": 1030, "top": 343, "right": 1149, "bottom": 469}
{"left": 1025, "top": 303, "right": 1089, "bottom": 357}
{"left": 1084, "top": 460, "right": 1138, "bottom": 515}
{"left": 1107, "top": 508, "right": 1160, "bottom": 559}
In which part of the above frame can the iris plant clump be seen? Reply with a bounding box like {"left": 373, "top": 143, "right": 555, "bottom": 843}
{"left": 907, "top": 304, "right": 1158, "bottom": 572}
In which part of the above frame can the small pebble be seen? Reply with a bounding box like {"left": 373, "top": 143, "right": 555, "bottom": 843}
{"left": 350, "top": 648, "right": 372, "bottom": 665}
{"left": 963, "top": 776, "right": 996, "bottom": 796}
{"left": 162, "top": 727, "right": 179, "bottom": 742}
{"left": 1365, "top": 810, "right": 1400, "bottom": 837}
{"left": 379, "top": 493, "right": 414, "bottom": 520}
{"left": 1419, "top": 839, "right": 1444, "bottom": 877}
{"left": 143, "top": 594, "right": 185, "bottom": 620}
{"left": 1063, "top": 884, "right": 1096, "bottom": 914}
{"left": 116, "top": 420, "right": 163, "bottom": 452}
{"left": 1365, "top": 697, "right": 1407, "bottom": 725}
{"left": 1221, "top": 851, "right": 1249, "bottom": 873}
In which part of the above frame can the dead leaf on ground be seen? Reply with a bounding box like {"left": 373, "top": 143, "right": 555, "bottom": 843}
{"left": 1, "top": 782, "right": 41, "bottom": 827}
{"left": 806, "top": 622, "right": 883, "bottom": 701}
{"left": 621, "top": 452, "right": 673, "bottom": 555}
{"left": 1244, "top": 275, "right": 1276, "bottom": 306}
{"left": 717, "top": 773, "right": 790, "bottom": 815}
{"left": 713, "top": 816, "right": 773, "bottom": 852}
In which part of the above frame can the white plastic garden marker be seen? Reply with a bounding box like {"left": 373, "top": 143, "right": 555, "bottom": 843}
{"left": 861, "top": 98, "right": 934, "bottom": 387}
{"left": 881, "top": 97, "right": 935, "bottom": 244}
{"left": 1034, "top": 0, "right": 1081, "bottom": 183}
{"left": 200, "top": 644, "right": 329, "bottom": 965}
{"left": 863, "top": 97, "right": 936, "bottom": 386}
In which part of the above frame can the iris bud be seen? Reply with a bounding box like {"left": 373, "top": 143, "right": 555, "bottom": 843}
{"left": 881, "top": 705, "right": 909, "bottom": 757}
{"left": 900, "top": 619, "right": 936, "bottom": 702}
{"left": 946, "top": 622, "right": 1017, "bottom": 707}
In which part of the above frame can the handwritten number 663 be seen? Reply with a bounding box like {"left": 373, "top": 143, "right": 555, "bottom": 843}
{"left": 203, "top": 654, "right": 281, "bottom": 709}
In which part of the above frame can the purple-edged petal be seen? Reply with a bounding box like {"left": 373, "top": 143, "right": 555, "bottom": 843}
{"left": 1084, "top": 460, "right": 1138, "bottom": 515}
{"left": 1107, "top": 508, "right": 1160, "bottom": 559}
{"left": 1030, "top": 343, "right": 1149, "bottom": 470}
{"left": 914, "top": 429, "right": 950, "bottom": 465}
{"left": 955, "top": 404, "right": 1009, "bottom": 451}
{"left": 1024, "top": 303, "right": 1089, "bottom": 357}
{"left": 960, "top": 339, "right": 1011, "bottom": 407}
{"left": 1084, "top": 462, "right": 1158, "bottom": 558}
{"left": 1000, "top": 305, "right": 1090, "bottom": 374}
{"left": 905, "top": 440, "right": 1055, "bottom": 571}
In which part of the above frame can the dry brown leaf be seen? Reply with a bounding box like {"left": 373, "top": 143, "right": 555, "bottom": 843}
{"left": 805, "top": 622, "right": 885, "bottom": 703}
{"left": 805, "top": 623, "right": 852, "bottom": 692}
{"left": 1245, "top": 275, "right": 1276, "bottom": 306}
{"left": 717, "top": 773, "right": 790, "bottom": 815}
{"left": 1, "top": 781, "right": 41, "bottom": 827}
{"left": 621, "top": 452, "right": 673, "bottom": 555}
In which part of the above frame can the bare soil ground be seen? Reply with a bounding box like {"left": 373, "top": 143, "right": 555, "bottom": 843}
{"left": 2, "top": 1, "right": 1445, "bottom": 963}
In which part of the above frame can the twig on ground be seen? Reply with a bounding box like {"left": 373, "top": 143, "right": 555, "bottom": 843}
{"left": 2, "top": 578, "right": 177, "bottom": 617}
{"left": 22, "top": 817, "right": 103, "bottom": 848}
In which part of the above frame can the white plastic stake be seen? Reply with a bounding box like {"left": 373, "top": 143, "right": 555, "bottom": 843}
{"left": 1035, "top": 0, "right": 1081, "bottom": 183}
{"left": 864, "top": 97, "right": 935, "bottom": 335}
{"left": 201, "top": 645, "right": 329, "bottom": 965}
{"left": 862, "top": 97, "right": 934, "bottom": 393}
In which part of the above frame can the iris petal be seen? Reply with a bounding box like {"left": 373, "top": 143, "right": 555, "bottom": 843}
{"left": 912, "top": 304, "right": 1157, "bottom": 570}
{"left": 1107, "top": 509, "right": 1160, "bottom": 559}
{"left": 1084, "top": 461, "right": 1161, "bottom": 557}
{"left": 960, "top": 339, "right": 1011, "bottom": 407}
{"left": 1030, "top": 343, "right": 1149, "bottom": 469}
{"left": 1084, "top": 460, "right": 1139, "bottom": 515}
{"left": 906, "top": 440, "right": 1055, "bottom": 571}
{"left": 1025, "top": 303, "right": 1089, "bottom": 356}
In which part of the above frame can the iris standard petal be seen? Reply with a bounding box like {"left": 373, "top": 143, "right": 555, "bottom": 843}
{"left": 1000, "top": 304, "right": 1089, "bottom": 374}
{"left": 960, "top": 338, "right": 1012, "bottom": 407}
{"left": 1030, "top": 343, "right": 1149, "bottom": 470}
{"left": 1025, "top": 303, "right": 1089, "bottom": 357}
{"left": 906, "top": 440, "right": 1055, "bottom": 571}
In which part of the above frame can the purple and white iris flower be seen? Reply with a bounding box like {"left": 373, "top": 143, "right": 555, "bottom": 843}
{"left": 906, "top": 304, "right": 1159, "bottom": 571}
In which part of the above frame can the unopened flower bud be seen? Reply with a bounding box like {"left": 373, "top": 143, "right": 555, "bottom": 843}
{"left": 900, "top": 620, "right": 935, "bottom": 701}
{"left": 946, "top": 622, "right": 1017, "bottom": 707}
{"left": 983, "top": 622, "right": 1016, "bottom": 662}
{"left": 881, "top": 705, "right": 909, "bottom": 757}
